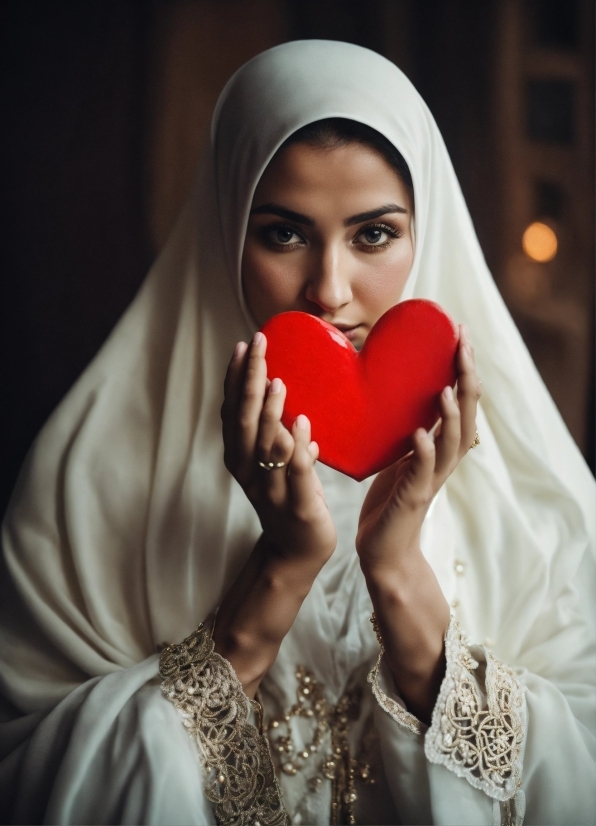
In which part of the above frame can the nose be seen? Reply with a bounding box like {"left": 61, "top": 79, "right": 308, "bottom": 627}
{"left": 304, "top": 245, "right": 353, "bottom": 313}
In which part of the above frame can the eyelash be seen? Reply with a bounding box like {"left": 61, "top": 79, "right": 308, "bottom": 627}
{"left": 258, "top": 221, "right": 403, "bottom": 252}
{"left": 356, "top": 223, "right": 401, "bottom": 252}
{"left": 259, "top": 223, "right": 305, "bottom": 251}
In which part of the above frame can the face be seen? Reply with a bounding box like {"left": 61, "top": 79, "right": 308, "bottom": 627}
{"left": 241, "top": 140, "right": 414, "bottom": 349}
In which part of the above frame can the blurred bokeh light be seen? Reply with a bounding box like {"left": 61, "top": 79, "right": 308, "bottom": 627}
{"left": 522, "top": 222, "right": 558, "bottom": 262}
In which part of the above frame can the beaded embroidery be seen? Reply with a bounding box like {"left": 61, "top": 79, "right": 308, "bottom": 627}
{"left": 265, "top": 666, "right": 376, "bottom": 825}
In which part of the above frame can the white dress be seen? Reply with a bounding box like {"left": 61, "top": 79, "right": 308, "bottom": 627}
{"left": 1, "top": 40, "right": 594, "bottom": 826}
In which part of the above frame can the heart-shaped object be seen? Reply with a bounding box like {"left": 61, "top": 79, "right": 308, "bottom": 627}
{"left": 260, "top": 299, "right": 458, "bottom": 481}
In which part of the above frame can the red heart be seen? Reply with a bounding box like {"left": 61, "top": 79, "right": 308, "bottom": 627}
{"left": 260, "top": 299, "right": 458, "bottom": 481}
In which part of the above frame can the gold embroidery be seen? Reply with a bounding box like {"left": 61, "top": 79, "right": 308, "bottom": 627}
{"left": 424, "top": 618, "right": 525, "bottom": 803}
{"left": 160, "top": 625, "right": 290, "bottom": 826}
{"left": 266, "top": 666, "right": 375, "bottom": 825}
{"left": 366, "top": 624, "right": 422, "bottom": 736}
{"left": 368, "top": 616, "right": 525, "bottom": 815}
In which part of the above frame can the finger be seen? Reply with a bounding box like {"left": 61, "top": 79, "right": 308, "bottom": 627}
{"left": 456, "top": 325, "right": 482, "bottom": 454}
{"left": 434, "top": 385, "right": 461, "bottom": 478}
{"left": 221, "top": 341, "right": 248, "bottom": 468}
{"left": 307, "top": 441, "right": 319, "bottom": 462}
{"left": 287, "top": 415, "right": 318, "bottom": 514}
{"left": 395, "top": 428, "right": 435, "bottom": 510}
{"left": 256, "top": 379, "right": 294, "bottom": 504}
{"left": 460, "top": 323, "right": 477, "bottom": 365}
{"left": 257, "top": 379, "right": 287, "bottom": 461}
{"left": 259, "top": 424, "right": 295, "bottom": 506}
{"left": 237, "top": 332, "right": 268, "bottom": 477}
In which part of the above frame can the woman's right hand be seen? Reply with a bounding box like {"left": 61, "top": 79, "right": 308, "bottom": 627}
{"left": 221, "top": 331, "right": 337, "bottom": 568}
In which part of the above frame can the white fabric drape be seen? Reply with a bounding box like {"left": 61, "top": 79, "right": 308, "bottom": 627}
{"left": 1, "top": 40, "right": 594, "bottom": 825}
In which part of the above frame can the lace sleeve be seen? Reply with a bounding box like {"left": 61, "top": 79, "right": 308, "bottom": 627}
{"left": 368, "top": 616, "right": 526, "bottom": 821}
{"left": 159, "top": 624, "right": 290, "bottom": 826}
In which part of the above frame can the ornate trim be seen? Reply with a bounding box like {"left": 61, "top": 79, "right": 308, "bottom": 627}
{"left": 160, "top": 625, "right": 290, "bottom": 826}
{"left": 424, "top": 618, "right": 525, "bottom": 802}
{"left": 367, "top": 650, "right": 422, "bottom": 736}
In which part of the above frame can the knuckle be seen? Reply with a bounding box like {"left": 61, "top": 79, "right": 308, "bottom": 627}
{"left": 290, "top": 451, "right": 311, "bottom": 474}
{"left": 245, "top": 361, "right": 262, "bottom": 383}
{"left": 259, "top": 404, "right": 278, "bottom": 426}
{"left": 238, "top": 410, "right": 256, "bottom": 432}
{"left": 419, "top": 440, "right": 435, "bottom": 459}
{"left": 277, "top": 429, "right": 295, "bottom": 452}
{"left": 241, "top": 385, "right": 261, "bottom": 406}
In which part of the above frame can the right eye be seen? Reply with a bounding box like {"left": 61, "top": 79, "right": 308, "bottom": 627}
{"left": 261, "top": 224, "right": 305, "bottom": 247}
{"left": 273, "top": 227, "right": 300, "bottom": 244}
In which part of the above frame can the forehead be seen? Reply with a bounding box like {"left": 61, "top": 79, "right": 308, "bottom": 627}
{"left": 252, "top": 142, "right": 412, "bottom": 210}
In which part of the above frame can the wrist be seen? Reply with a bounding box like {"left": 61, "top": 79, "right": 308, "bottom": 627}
{"left": 262, "top": 532, "right": 332, "bottom": 590}
{"left": 213, "top": 534, "right": 323, "bottom": 697}
{"left": 363, "top": 556, "right": 450, "bottom": 723}
{"left": 360, "top": 547, "right": 424, "bottom": 594}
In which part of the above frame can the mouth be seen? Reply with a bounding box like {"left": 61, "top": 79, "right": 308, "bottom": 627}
{"left": 331, "top": 323, "right": 362, "bottom": 342}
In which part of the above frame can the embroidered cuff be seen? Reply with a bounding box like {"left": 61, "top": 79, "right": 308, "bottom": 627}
{"left": 368, "top": 616, "right": 525, "bottom": 802}
{"left": 367, "top": 648, "right": 422, "bottom": 736}
{"left": 159, "top": 624, "right": 290, "bottom": 826}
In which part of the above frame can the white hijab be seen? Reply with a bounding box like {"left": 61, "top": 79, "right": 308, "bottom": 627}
{"left": 1, "top": 41, "right": 593, "bottom": 727}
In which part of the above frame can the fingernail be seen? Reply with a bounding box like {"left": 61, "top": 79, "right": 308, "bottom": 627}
{"left": 253, "top": 331, "right": 264, "bottom": 346}
{"left": 270, "top": 378, "right": 282, "bottom": 394}
{"left": 233, "top": 341, "right": 244, "bottom": 359}
{"left": 443, "top": 386, "right": 453, "bottom": 401}
{"left": 296, "top": 414, "right": 309, "bottom": 430}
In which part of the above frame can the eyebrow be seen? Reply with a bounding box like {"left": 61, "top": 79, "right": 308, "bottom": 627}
{"left": 250, "top": 203, "right": 315, "bottom": 226}
{"left": 250, "top": 201, "right": 408, "bottom": 227}
{"left": 344, "top": 203, "right": 408, "bottom": 226}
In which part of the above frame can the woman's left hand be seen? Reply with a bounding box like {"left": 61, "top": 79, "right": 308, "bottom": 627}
{"left": 356, "top": 324, "right": 481, "bottom": 722}
{"left": 356, "top": 323, "right": 481, "bottom": 576}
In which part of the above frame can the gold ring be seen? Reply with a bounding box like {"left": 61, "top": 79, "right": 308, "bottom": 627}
{"left": 469, "top": 431, "right": 480, "bottom": 450}
{"left": 258, "top": 460, "right": 287, "bottom": 471}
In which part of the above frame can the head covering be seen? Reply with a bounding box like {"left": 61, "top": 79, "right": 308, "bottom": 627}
{"left": 1, "top": 41, "right": 593, "bottom": 720}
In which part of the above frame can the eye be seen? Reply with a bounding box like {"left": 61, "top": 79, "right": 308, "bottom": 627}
{"left": 356, "top": 223, "right": 400, "bottom": 247}
{"left": 276, "top": 228, "right": 300, "bottom": 244}
{"left": 260, "top": 223, "right": 305, "bottom": 247}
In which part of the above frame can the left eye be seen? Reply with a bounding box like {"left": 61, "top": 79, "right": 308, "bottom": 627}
{"left": 361, "top": 228, "right": 385, "bottom": 244}
{"left": 357, "top": 225, "right": 395, "bottom": 245}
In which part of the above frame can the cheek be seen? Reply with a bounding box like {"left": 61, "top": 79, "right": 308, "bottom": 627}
{"left": 241, "top": 245, "right": 303, "bottom": 319}
{"left": 355, "top": 242, "right": 414, "bottom": 318}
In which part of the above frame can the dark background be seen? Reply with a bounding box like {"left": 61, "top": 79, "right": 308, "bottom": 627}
{"left": 1, "top": 0, "right": 594, "bottom": 515}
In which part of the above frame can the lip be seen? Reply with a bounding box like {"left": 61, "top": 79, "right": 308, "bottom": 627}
{"left": 331, "top": 323, "right": 362, "bottom": 341}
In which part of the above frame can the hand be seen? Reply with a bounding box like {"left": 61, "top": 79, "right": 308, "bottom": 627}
{"left": 356, "top": 324, "right": 481, "bottom": 721}
{"left": 356, "top": 324, "right": 481, "bottom": 575}
{"left": 221, "top": 331, "right": 337, "bottom": 568}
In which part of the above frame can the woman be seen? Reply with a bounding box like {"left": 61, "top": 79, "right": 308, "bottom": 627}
{"left": 0, "top": 40, "right": 594, "bottom": 826}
